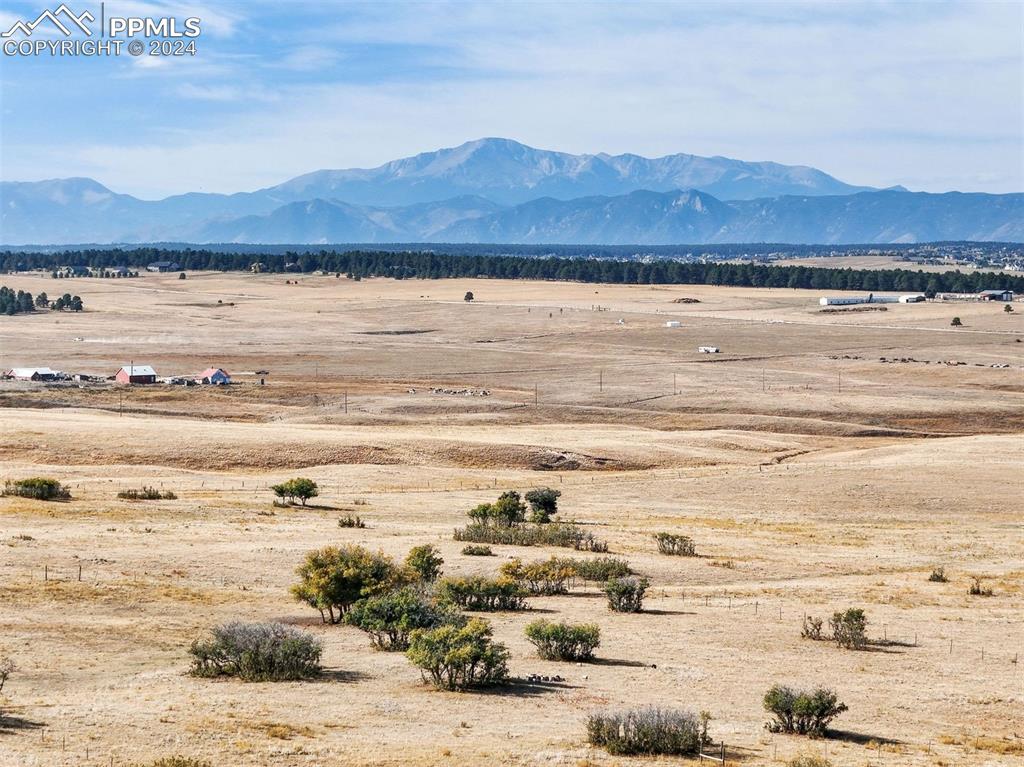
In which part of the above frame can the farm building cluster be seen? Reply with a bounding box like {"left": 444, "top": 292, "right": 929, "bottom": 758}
{"left": 818, "top": 289, "right": 1014, "bottom": 306}
{"left": 2, "top": 365, "right": 234, "bottom": 386}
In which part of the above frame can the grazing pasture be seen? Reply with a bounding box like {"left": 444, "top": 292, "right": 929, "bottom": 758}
{"left": 0, "top": 271, "right": 1021, "bottom": 766}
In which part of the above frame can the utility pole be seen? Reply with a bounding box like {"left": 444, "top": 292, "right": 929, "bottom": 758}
{"left": 344, "top": 391, "right": 348, "bottom": 414}
{"left": 673, "top": 372, "right": 677, "bottom": 394}
{"left": 534, "top": 383, "right": 538, "bottom": 406}
{"left": 838, "top": 369, "right": 841, "bottom": 393}
{"left": 119, "top": 390, "right": 123, "bottom": 417}
{"left": 599, "top": 369, "right": 603, "bottom": 392}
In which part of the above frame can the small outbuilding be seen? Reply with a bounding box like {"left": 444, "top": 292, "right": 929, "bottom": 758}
{"left": 146, "top": 261, "right": 181, "bottom": 273}
{"left": 197, "top": 367, "right": 231, "bottom": 385}
{"left": 664, "top": 321, "right": 681, "bottom": 328}
{"left": 698, "top": 346, "right": 720, "bottom": 353}
{"left": 114, "top": 364, "right": 157, "bottom": 384}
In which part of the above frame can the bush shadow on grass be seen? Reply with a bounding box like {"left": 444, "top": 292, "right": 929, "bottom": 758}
{"left": 827, "top": 729, "right": 902, "bottom": 746}
{"left": 314, "top": 668, "right": 372, "bottom": 684}
{"left": 640, "top": 608, "right": 697, "bottom": 616}
{"left": 590, "top": 657, "right": 651, "bottom": 668}
{"left": 0, "top": 713, "right": 46, "bottom": 733}
{"left": 481, "top": 678, "right": 578, "bottom": 698}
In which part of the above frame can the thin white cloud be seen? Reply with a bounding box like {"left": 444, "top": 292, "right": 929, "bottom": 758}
{"left": 0, "top": 1, "right": 1020, "bottom": 197}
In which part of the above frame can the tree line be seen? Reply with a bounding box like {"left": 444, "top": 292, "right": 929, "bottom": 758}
{"left": 0, "top": 286, "right": 83, "bottom": 314}
{"left": 2, "top": 248, "right": 1021, "bottom": 294}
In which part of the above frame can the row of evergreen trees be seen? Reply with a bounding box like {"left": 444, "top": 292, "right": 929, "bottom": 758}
{"left": 0, "top": 287, "right": 83, "bottom": 314}
{"left": 2, "top": 249, "right": 1021, "bottom": 295}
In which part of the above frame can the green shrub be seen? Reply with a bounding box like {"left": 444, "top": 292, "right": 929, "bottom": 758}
{"left": 801, "top": 616, "right": 825, "bottom": 641}
{"left": 763, "top": 684, "right": 848, "bottom": 736}
{"left": 453, "top": 521, "right": 608, "bottom": 552}
{"left": 586, "top": 707, "right": 708, "bottom": 756}
{"left": 345, "top": 587, "right": 465, "bottom": 651}
{"left": 461, "top": 544, "right": 493, "bottom": 556}
{"left": 525, "top": 619, "right": 600, "bottom": 661}
{"left": 560, "top": 555, "right": 632, "bottom": 582}
{"left": 927, "top": 567, "right": 948, "bottom": 583}
{"left": 407, "top": 618, "right": 509, "bottom": 691}
{"left": 188, "top": 622, "right": 322, "bottom": 681}
{"left": 604, "top": 576, "right": 649, "bottom": 612}
{"left": 337, "top": 515, "right": 365, "bottom": 528}
{"left": 524, "top": 487, "right": 561, "bottom": 523}
{"left": 435, "top": 575, "right": 528, "bottom": 611}
{"left": 654, "top": 532, "right": 696, "bottom": 556}
{"left": 291, "top": 545, "right": 401, "bottom": 623}
{"left": 271, "top": 477, "right": 319, "bottom": 506}
{"left": 405, "top": 544, "right": 444, "bottom": 582}
{"left": 466, "top": 490, "right": 527, "bottom": 527}
{"left": 829, "top": 608, "right": 868, "bottom": 649}
{"left": 500, "top": 557, "right": 575, "bottom": 595}
{"left": 3, "top": 477, "right": 71, "bottom": 501}
{"left": 118, "top": 486, "right": 177, "bottom": 501}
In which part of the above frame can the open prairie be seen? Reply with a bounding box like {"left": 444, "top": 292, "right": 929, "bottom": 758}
{"left": 1, "top": 271, "right": 1022, "bottom": 767}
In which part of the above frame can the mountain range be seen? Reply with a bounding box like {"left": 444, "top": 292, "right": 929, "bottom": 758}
{"left": 2, "top": 138, "right": 1021, "bottom": 245}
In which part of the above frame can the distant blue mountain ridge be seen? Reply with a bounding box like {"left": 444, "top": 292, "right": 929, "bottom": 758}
{"left": 1, "top": 138, "right": 1020, "bottom": 245}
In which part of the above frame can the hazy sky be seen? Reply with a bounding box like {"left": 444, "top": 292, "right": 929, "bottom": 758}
{"left": 1, "top": 0, "right": 1021, "bottom": 199}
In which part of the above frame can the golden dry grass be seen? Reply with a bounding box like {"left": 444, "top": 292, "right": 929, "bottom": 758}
{"left": 0, "top": 272, "right": 1022, "bottom": 766}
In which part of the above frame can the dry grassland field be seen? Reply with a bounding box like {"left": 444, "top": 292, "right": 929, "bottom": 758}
{"left": 0, "top": 270, "right": 1022, "bottom": 767}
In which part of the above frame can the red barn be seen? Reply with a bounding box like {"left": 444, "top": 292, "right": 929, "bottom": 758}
{"left": 114, "top": 365, "right": 157, "bottom": 384}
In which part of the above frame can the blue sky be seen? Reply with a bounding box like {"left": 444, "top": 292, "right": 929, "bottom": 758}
{"left": 0, "top": 0, "right": 1021, "bottom": 199}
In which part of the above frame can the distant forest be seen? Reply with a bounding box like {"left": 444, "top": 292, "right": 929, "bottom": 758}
{"left": 3, "top": 248, "right": 1021, "bottom": 294}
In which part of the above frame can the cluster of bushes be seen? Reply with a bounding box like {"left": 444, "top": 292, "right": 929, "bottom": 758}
{"left": 435, "top": 575, "right": 528, "bottom": 611}
{"left": 763, "top": 684, "right": 848, "bottom": 736}
{"left": 587, "top": 707, "right": 709, "bottom": 756}
{"left": 928, "top": 567, "right": 948, "bottom": 582}
{"left": 968, "top": 577, "right": 993, "bottom": 596}
{"left": 654, "top": 532, "right": 696, "bottom": 556}
{"left": 454, "top": 520, "right": 608, "bottom": 551}
{"left": 604, "top": 576, "right": 649, "bottom": 612}
{"left": 464, "top": 489, "right": 563, "bottom": 526}
{"left": 498, "top": 555, "right": 633, "bottom": 595}
{"left": 117, "top": 486, "right": 177, "bottom": 501}
{"left": 131, "top": 759, "right": 210, "bottom": 767}
{"left": 346, "top": 586, "right": 465, "bottom": 651}
{"left": 454, "top": 490, "right": 607, "bottom": 551}
{"left": 188, "top": 622, "right": 322, "bottom": 681}
{"left": 802, "top": 608, "right": 869, "bottom": 649}
{"left": 406, "top": 618, "right": 509, "bottom": 691}
{"left": 500, "top": 557, "right": 576, "bottom": 595}
{"left": 3, "top": 477, "right": 71, "bottom": 501}
{"left": 461, "top": 544, "right": 493, "bottom": 556}
{"left": 337, "top": 514, "right": 366, "bottom": 528}
{"left": 271, "top": 477, "right": 319, "bottom": 506}
{"left": 525, "top": 620, "right": 600, "bottom": 661}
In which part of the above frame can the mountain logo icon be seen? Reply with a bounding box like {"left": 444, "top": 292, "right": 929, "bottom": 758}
{"left": 2, "top": 4, "right": 95, "bottom": 37}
